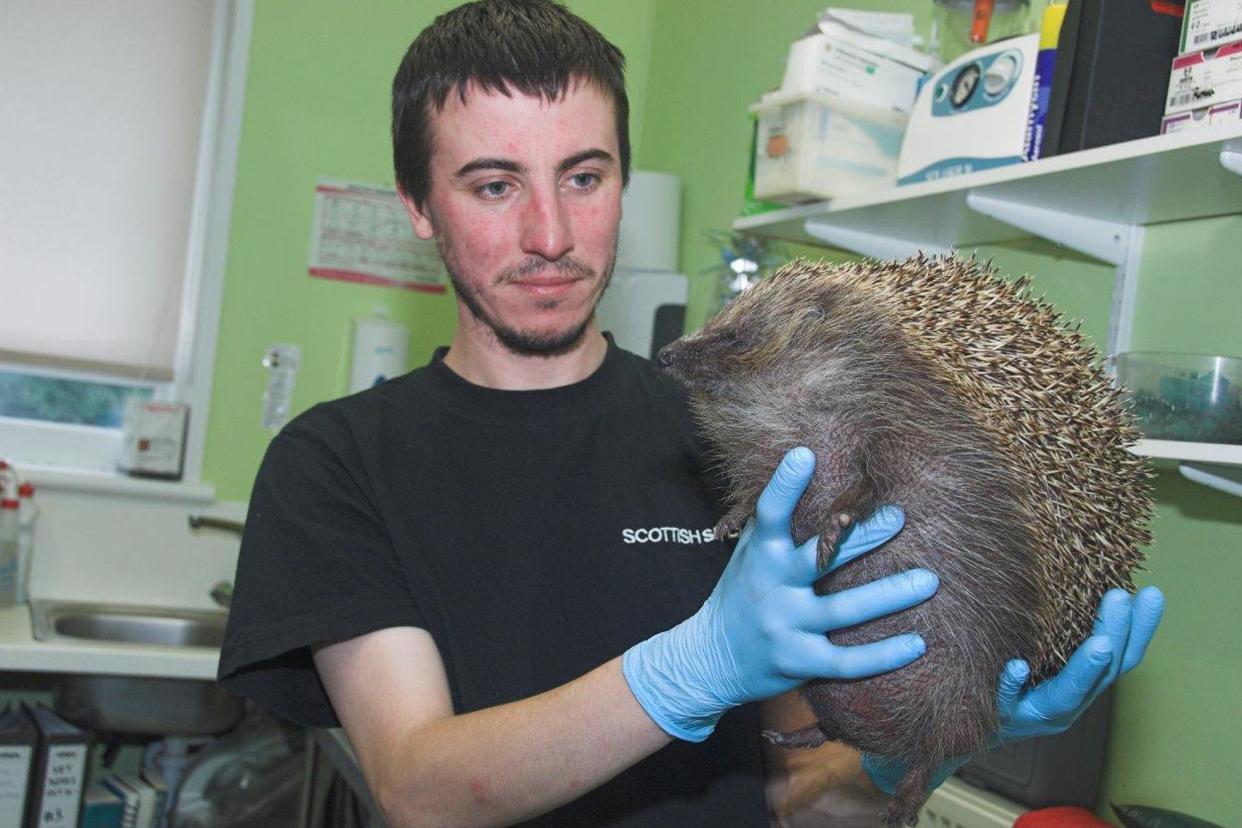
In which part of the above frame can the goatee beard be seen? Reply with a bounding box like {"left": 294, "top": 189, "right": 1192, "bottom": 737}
{"left": 435, "top": 230, "right": 616, "bottom": 358}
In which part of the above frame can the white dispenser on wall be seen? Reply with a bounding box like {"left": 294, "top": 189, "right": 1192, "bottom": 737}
{"left": 349, "top": 307, "right": 410, "bottom": 393}
{"left": 595, "top": 171, "right": 689, "bottom": 361}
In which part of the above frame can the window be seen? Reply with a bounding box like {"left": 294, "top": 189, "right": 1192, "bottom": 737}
{"left": 0, "top": 1, "right": 253, "bottom": 480}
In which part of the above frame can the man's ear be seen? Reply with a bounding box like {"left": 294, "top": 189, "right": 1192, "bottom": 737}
{"left": 396, "top": 187, "right": 435, "bottom": 240}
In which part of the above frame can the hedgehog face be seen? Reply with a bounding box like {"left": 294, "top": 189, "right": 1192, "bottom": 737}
{"left": 657, "top": 289, "right": 822, "bottom": 396}
{"left": 656, "top": 322, "right": 758, "bottom": 395}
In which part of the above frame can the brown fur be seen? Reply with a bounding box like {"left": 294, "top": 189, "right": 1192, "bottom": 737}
{"left": 657, "top": 255, "right": 1152, "bottom": 825}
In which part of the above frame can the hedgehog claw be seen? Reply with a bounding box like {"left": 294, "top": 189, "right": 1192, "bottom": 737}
{"left": 816, "top": 511, "right": 857, "bottom": 571}
{"left": 761, "top": 724, "right": 829, "bottom": 749}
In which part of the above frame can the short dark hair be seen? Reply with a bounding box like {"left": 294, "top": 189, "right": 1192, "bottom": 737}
{"left": 392, "top": 0, "right": 630, "bottom": 208}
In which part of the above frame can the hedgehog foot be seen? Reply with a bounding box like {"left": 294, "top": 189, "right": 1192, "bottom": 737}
{"left": 815, "top": 482, "right": 881, "bottom": 571}
{"left": 713, "top": 504, "right": 750, "bottom": 540}
{"left": 879, "top": 758, "right": 934, "bottom": 827}
{"left": 760, "top": 723, "right": 830, "bottom": 749}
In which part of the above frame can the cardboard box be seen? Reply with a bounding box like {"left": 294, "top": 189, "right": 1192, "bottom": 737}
{"left": 898, "top": 34, "right": 1041, "bottom": 185}
{"left": 1180, "top": 0, "right": 1242, "bottom": 54}
{"left": 1161, "top": 97, "right": 1242, "bottom": 131}
{"left": 781, "top": 32, "right": 927, "bottom": 114}
{"left": 1166, "top": 41, "right": 1242, "bottom": 114}
{"left": 751, "top": 90, "right": 906, "bottom": 202}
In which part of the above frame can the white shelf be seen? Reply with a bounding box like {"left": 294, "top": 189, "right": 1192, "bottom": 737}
{"left": 734, "top": 122, "right": 1242, "bottom": 258}
{"left": 734, "top": 124, "right": 1242, "bottom": 490}
{"left": 1131, "top": 440, "right": 1242, "bottom": 466}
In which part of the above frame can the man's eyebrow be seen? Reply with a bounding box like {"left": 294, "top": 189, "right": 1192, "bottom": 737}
{"left": 558, "top": 148, "right": 614, "bottom": 174}
{"left": 453, "top": 158, "right": 525, "bottom": 179}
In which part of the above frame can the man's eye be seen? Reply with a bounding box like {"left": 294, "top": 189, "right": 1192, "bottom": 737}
{"left": 569, "top": 172, "right": 599, "bottom": 190}
{"left": 477, "top": 181, "right": 510, "bottom": 199}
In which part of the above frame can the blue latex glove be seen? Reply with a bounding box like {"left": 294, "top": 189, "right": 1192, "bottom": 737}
{"left": 863, "top": 585, "right": 1166, "bottom": 794}
{"left": 622, "top": 447, "right": 939, "bottom": 742}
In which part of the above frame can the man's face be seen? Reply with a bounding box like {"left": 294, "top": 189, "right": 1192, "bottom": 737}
{"left": 402, "top": 79, "right": 623, "bottom": 355}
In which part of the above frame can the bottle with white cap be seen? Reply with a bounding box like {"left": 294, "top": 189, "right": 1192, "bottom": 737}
{"left": 0, "top": 495, "right": 18, "bottom": 608}
{"left": 16, "top": 482, "right": 36, "bottom": 604}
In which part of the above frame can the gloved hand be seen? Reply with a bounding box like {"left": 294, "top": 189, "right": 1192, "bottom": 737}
{"left": 622, "top": 447, "right": 939, "bottom": 742}
{"left": 862, "top": 585, "right": 1166, "bottom": 795}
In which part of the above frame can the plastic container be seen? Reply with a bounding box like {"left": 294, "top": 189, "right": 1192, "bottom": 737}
{"left": 1113, "top": 352, "right": 1242, "bottom": 444}
{"left": 750, "top": 90, "right": 907, "bottom": 203}
{"left": 16, "top": 482, "right": 36, "bottom": 604}
{"left": 931, "top": 0, "right": 1033, "bottom": 64}
{"left": 0, "top": 497, "right": 18, "bottom": 608}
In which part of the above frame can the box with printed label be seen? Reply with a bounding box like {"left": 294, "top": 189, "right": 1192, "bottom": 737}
{"left": 1161, "top": 97, "right": 1242, "bottom": 131}
{"left": 1180, "top": 0, "right": 1242, "bottom": 54}
{"left": 751, "top": 90, "right": 906, "bottom": 202}
{"left": 1166, "top": 41, "right": 1242, "bottom": 114}
{"left": 781, "top": 23, "right": 931, "bottom": 114}
{"left": 898, "top": 34, "right": 1040, "bottom": 185}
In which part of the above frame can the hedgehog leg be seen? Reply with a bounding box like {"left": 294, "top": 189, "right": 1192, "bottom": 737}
{"left": 760, "top": 723, "right": 830, "bottom": 749}
{"left": 879, "top": 759, "right": 934, "bottom": 827}
{"left": 815, "top": 480, "right": 882, "bottom": 571}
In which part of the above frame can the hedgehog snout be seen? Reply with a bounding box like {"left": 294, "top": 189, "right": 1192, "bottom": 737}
{"left": 655, "top": 342, "right": 676, "bottom": 369}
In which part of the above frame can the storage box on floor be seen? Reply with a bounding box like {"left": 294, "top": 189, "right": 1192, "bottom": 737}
{"left": 1163, "top": 0, "right": 1242, "bottom": 134}
{"left": 750, "top": 91, "right": 907, "bottom": 202}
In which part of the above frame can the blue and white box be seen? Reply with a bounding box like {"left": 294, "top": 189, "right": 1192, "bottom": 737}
{"left": 897, "top": 34, "right": 1041, "bottom": 185}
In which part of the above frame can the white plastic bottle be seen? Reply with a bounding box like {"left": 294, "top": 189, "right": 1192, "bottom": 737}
{"left": 0, "top": 496, "right": 19, "bottom": 608}
{"left": 15, "top": 482, "right": 36, "bottom": 604}
{"left": 348, "top": 307, "right": 410, "bottom": 393}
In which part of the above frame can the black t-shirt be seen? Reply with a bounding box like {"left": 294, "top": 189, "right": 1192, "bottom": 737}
{"left": 217, "top": 337, "right": 769, "bottom": 826}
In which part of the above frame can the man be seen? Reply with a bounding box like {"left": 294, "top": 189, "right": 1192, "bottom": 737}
{"left": 218, "top": 2, "right": 1164, "bottom": 826}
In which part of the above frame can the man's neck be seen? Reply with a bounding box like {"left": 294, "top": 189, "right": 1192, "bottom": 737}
{"left": 442, "top": 319, "right": 609, "bottom": 391}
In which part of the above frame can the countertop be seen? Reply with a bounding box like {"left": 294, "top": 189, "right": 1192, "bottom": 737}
{"left": 0, "top": 604, "right": 220, "bottom": 680}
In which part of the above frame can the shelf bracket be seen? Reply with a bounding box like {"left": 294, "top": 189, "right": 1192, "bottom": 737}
{"left": 1179, "top": 462, "right": 1242, "bottom": 499}
{"left": 803, "top": 219, "right": 952, "bottom": 261}
{"left": 1221, "top": 138, "right": 1242, "bottom": 177}
{"left": 965, "top": 190, "right": 1131, "bottom": 266}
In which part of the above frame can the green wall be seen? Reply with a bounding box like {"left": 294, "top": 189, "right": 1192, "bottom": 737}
{"left": 203, "top": 2, "right": 1240, "bottom": 824}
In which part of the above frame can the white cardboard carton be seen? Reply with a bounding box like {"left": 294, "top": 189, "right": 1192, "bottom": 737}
{"left": 1180, "top": 0, "right": 1242, "bottom": 54}
{"left": 1166, "top": 41, "right": 1242, "bottom": 114}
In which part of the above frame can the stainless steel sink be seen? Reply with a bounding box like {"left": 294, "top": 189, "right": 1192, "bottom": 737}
{"left": 30, "top": 602, "right": 244, "bottom": 735}
{"left": 31, "top": 601, "right": 227, "bottom": 647}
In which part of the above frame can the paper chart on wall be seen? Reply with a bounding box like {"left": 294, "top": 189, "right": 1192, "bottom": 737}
{"left": 308, "top": 177, "right": 448, "bottom": 293}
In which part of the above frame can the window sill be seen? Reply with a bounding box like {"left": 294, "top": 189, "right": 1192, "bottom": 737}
{"left": 23, "top": 464, "right": 216, "bottom": 504}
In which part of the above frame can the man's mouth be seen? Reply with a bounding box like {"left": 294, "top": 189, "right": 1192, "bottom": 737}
{"left": 510, "top": 275, "right": 585, "bottom": 296}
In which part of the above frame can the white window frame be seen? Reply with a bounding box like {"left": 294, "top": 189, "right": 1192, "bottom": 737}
{"left": 0, "top": 0, "right": 254, "bottom": 488}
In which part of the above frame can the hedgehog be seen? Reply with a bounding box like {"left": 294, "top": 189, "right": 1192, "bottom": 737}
{"left": 656, "top": 254, "right": 1153, "bottom": 826}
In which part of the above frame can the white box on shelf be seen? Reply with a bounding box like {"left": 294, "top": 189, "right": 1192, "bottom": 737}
{"left": 897, "top": 34, "right": 1041, "bottom": 185}
{"left": 1162, "top": 97, "right": 1242, "bottom": 132}
{"left": 1166, "top": 41, "right": 1242, "bottom": 115}
{"left": 751, "top": 90, "right": 907, "bottom": 203}
{"left": 1180, "top": 0, "right": 1242, "bottom": 54}
{"left": 781, "top": 27, "right": 929, "bottom": 114}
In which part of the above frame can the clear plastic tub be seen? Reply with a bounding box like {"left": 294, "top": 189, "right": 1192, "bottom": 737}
{"left": 1113, "top": 352, "right": 1242, "bottom": 444}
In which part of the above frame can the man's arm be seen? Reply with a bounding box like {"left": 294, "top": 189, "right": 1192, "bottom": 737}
{"left": 314, "top": 626, "right": 670, "bottom": 828}
{"left": 760, "top": 692, "right": 889, "bottom": 827}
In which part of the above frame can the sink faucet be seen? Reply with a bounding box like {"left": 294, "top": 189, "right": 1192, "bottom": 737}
{"left": 188, "top": 514, "right": 244, "bottom": 609}
{"left": 209, "top": 581, "right": 233, "bottom": 608}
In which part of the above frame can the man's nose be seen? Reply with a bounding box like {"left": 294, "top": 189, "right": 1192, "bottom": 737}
{"left": 520, "top": 188, "right": 574, "bottom": 261}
